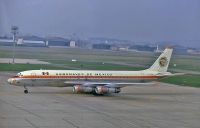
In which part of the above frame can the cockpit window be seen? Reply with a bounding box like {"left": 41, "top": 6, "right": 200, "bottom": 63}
{"left": 16, "top": 73, "right": 23, "bottom": 77}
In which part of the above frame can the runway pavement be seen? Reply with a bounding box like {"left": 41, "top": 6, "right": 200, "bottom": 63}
{"left": 0, "top": 72, "right": 200, "bottom": 128}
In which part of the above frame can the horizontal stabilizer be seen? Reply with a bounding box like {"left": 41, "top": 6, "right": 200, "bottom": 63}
{"left": 166, "top": 73, "right": 186, "bottom": 76}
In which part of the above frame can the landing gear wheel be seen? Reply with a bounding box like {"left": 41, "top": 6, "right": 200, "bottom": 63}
{"left": 24, "top": 85, "right": 28, "bottom": 94}
{"left": 92, "top": 91, "right": 103, "bottom": 96}
{"left": 24, "top": 89, "right": 28, "bottom": 94}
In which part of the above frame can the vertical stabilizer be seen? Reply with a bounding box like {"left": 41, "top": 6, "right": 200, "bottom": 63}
{"left": 148, "top": 48, "right": 173, "bottom": 72}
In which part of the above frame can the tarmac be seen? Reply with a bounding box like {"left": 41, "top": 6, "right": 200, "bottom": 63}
{"left": 0, "top": 72, "right": 200, "bottom": 128}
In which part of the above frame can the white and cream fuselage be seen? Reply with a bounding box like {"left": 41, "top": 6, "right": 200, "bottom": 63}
{"left": 8, "top": 48, "right": 173, "bottom": 94}
{"left": 9, "top": 70, "right": 170, "bottom": 87}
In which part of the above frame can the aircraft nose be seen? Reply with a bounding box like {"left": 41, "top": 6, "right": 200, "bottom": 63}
{"left": 7, "top": 78, "right": 12, "bottom": 84}
{"left": 7, "top": 78, "right": 15, "bottom": 85}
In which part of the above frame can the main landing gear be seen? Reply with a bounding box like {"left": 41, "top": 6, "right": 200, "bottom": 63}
{"left": 24, "top": 86, "right": 28, "bottom": 94}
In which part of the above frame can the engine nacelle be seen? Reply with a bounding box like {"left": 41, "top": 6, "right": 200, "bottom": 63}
{"left": 95, "top": 86, "right": 121, "bottom": 94}
{"left": 73, "top": 85, "right": 94, "bottom": 93}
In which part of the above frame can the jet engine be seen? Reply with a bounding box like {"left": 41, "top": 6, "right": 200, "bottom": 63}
{"left": 73, "top": 85, "right": 94, "bottom": 93}
{"left": 95, "top": 86, "right": 121, "bottom": 94}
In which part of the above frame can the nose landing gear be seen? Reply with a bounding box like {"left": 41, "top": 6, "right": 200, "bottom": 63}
{"left": 24, "top": 89, "right": 28, "bottom": 94}
{"left": 24, "top": 86, "right": 29, "bottom": 94}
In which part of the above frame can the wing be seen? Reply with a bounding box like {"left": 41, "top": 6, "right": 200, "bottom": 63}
{"left": 64, "top": 81, "right": 155, "bottom": 88}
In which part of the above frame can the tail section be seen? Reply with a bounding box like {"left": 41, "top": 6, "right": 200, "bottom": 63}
{"left": 148, "top": 48, "right": 173, "bottom": 72}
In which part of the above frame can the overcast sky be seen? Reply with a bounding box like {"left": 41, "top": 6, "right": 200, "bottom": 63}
{"left": 0, "top": 0, "right": 200, "bottom": 47}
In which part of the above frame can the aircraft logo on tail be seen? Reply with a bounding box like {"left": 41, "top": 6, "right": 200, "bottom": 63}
{"left": 159, "top": 57, "right": 168, "bottom": 67}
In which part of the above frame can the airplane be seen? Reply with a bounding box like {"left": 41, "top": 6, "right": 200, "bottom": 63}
{"left": 8, "top": 48, "right": 176, "bottom": 95}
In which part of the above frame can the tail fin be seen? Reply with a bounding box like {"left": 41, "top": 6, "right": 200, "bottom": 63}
{"left": 148, "top": 48, "right": 173, "bottom": 72}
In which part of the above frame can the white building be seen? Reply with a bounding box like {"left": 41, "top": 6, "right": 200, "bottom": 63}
{"left": 69, "top": 41, "right": 76, "bottom": 47}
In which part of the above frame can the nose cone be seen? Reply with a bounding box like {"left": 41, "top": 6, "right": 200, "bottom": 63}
{"left": 8, "top": 78, "right": 15, "bottom": 85}
{"left": 7, "top": 78, "right": 12, "bottom": 84}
